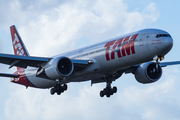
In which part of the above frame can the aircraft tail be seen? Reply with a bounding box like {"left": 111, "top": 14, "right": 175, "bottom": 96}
{"left": 10, "top": 25, "right": 30, "bottom": 56}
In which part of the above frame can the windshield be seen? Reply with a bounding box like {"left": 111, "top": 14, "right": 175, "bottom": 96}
{"left": 156, "top": 34, "right": 171, "bottom": 38}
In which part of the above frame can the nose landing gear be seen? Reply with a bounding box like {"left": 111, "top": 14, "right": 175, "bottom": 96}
{"left": 154, "top": 55, "right": 164, "bottom": 72}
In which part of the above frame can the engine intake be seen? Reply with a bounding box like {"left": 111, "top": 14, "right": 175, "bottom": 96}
{"left": 45, "top": 57, "right": 74, "bottom": 79}
{"left": 135, "top": 62, "right": 162, "bottom": 84}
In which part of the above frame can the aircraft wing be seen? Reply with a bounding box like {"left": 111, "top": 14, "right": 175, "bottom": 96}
{"left": 159, "top": 61, "right": 180, "bottom": 67}
{"left": 0, "top": 53, "right": 51, "bottom": 68}
{"left": 0, "top": 53, "right": 93, "bottom": 69}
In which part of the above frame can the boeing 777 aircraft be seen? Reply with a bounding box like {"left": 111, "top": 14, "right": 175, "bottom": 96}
{"left": 0, "top": 25, "right": 179, "bottom": 98}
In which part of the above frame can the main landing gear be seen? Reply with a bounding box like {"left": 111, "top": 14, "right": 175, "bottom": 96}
{"left": 100, "top": 76, "right": 117, "bottom": 98}
{"left": 50, "top": 83, "right": 68, "bottom": 95}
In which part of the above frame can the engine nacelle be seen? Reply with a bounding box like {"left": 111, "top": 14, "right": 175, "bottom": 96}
{"left": 135, "top": 62, "right": 162, "bottom": 84}
{"left": 45, "top": 57, "right": 74, "bottom": 79}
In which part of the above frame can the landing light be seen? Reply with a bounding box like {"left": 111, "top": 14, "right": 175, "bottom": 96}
{"left": 88, "top": 61, "right": 93, "bottom": 64}
{"left": 160, "top": 56, "right": 164, "bottom": 61}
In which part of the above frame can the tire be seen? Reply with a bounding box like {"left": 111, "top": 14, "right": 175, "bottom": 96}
{"left": 57, "top": 91, "right": 61, "bottom": 95}
{"left": 57, "top": 85, "right": 60, "bottom": 91}
{"left": 110, "top": 89, "right": 114, "bottom": 95}
{"left": 106, "top": 93, "right": 110, "bottom": 98}
{"left": 54, "top": 86, "right": 57, "bottom": 92}
{"left": 62, "top": 84, "right": 68, "bottom": 91}
{"left": 113, "top": 86, "right": 117, "bottom": 93}
{"left": 61, "top": 89, "right": 64, "bottom": 93}
{"left": 100, "top": 91, "right": 104, "bottom": 97}
{"left": 50, "top": 88, "right": 55, "bottom": 95}
{"left": 103, "top": 88, "right": 107, "bottom": 95}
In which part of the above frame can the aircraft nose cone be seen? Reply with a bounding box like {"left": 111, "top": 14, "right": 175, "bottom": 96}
{"left": 165, "top": 37, "right": 173, "bottom": 51}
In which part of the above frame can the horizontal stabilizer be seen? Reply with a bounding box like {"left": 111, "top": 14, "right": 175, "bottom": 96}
{"left": 0, "top": 73, "right": 19, "bottom": 78}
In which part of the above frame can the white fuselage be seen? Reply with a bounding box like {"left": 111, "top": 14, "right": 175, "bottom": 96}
{"left": 12, "top": 29, "right": 173, "bottom": 88}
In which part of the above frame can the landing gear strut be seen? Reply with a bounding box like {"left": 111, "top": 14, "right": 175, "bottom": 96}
{"left": 100, "top": 76, "right": 117, "bottom": 98}
{"left": 154, "top": 55, "right": 164, "bottom": 72}
{"left": 50, "top": 83, "right": 68, "bottom": 95}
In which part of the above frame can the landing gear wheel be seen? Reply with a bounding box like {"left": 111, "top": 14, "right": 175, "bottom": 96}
{"left": 62, "top": 84, "right": 68, "bottom": 91}
{"left": 50, "top": 83, "right": 68, "bottom": 95}
{"left": 100, "top": 91, "right": 104, "bottom": 97}
{"left": 103, "top": 88, "right": 107, "bottom": 95}
{"left": 57, "top": 91, "right": 61, "bottom": 95}
{"left": 61, "top": 88, "right": 64, "bottom": 93}
{"left": 106, "top": 93, "right": 110, "bottom": 98}
{"left": 110, "top": 89, "right": 114, "bottom": 95}
{"left": 99, "top": 75, "right": 118, "bottom": 98}
{"left": 113, "top": 86, "right": 117, "bottom": 93}
{"left": 50, "top": 88, "right": 55, "bottom": 95}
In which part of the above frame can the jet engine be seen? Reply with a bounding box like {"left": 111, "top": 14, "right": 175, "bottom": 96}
{"left": 45, "top": 57, "right": 74, "bottom": 79}
{"left": 134, "top": 62, "right": 162, "bottom": 84}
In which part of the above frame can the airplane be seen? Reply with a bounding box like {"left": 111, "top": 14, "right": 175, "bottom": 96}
{"left": 0, "top": 25, "right": 179, "bottom": 98}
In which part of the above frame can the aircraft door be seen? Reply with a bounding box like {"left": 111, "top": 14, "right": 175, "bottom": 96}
{"left": 134, "top": 33, "right": 150, "bottom": 61}
{"left": 139, "top": 34, "right": 146, "bottom": 46}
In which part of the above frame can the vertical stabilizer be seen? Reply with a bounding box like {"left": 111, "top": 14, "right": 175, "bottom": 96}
{"left": 10, "top": 25, "right": 30, "bottom": 56}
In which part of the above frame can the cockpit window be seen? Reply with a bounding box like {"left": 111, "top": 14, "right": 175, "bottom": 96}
{"left": 156, "top": 34, "right": 171, "bottom": 38}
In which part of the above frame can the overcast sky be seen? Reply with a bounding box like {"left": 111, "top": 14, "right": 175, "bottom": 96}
{"left": 0, "top": 0, "right": 180, "bottom": 120}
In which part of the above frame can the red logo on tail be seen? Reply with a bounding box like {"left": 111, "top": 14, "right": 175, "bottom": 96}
{"left": 13, "top": 33, "right": 25, "bottom": 56}
{"left": 10, "top": 26, "right": 26, "bottom": 56}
